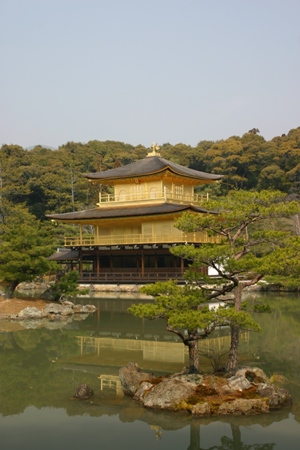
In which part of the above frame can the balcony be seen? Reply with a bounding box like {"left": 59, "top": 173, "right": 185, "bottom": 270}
{"left": 64, "top": 230, "right": 221, "bottom": 247}
{"left": 97, "top": 190, "right": 209, "bottom": 207}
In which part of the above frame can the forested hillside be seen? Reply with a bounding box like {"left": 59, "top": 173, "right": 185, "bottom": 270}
{"left": 1, "top": 127, "right": 300, "bottom": 220}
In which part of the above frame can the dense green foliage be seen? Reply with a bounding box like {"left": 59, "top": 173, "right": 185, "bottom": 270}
{"left": 171, "top": 190, "right": 300, "bottom": 372}
{"left": 1, "top": 129, "right": 299, "bottom": 296}
{"left": 130, "top": 280, "right": 260, "bottom": 373}
{"left": 51, "top": 271, "right": 88, "bottom": 302}
{"left": 174, "top": 190, "right": 300, "bottom": 290}
{"left": 0, "top": 199, "right": 83, "bottom": 293}
{"left": 1, "top": 127, "right": 300, "bottom": 220}
{"left": 0, "top": 141, "right": 147, "bottom": 219}
{"left": 131, "top": 281, "right": 260, "bottom": 334}
{"left": 130, "top": 190, "right": 300, "bottom": 373}
{"left": 0, "top": 201, "right": 56, "bottom": 294}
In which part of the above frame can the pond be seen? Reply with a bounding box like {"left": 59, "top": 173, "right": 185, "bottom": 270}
{"left": 0, "top": 292, "right": 300, "bottom": 450}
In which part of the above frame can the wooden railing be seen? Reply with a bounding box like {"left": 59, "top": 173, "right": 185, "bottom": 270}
{"left": 79, "top": 271, "right": 184, "bottom": 283}
{"left": 97, "top": 190, "right": 209, "bottom": 206}
{"left": 64, "top": 231, "right": 221, "bottom": 247}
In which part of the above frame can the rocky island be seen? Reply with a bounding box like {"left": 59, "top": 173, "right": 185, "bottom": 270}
{"left": 0, "top": 294, "right": 96, "bottom": 330}
{"left": 119, "top": 362, "right": 292, "bottom": 416}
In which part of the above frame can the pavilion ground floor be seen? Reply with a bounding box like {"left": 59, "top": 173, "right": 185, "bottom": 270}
{"left": 50, "top": 244, "right": 206, "bottom": 284}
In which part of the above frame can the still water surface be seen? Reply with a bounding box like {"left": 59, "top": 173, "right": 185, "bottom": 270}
{"left": 0, "top": 292, "right": 300, "bottom": 450}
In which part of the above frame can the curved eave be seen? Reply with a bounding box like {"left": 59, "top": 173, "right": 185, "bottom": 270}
{"left": 84, "top": 168, "right": 223, "bottom": 184}
{"left": 47, "top": 203, "right": 217, "bottom": 224}
{"left": 83, "top": 156, "right": 223, "bottom": 185}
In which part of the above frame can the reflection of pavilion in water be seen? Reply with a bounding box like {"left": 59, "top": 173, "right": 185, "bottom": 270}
{"left": 98, "top": 374, "right": 124, "bottom": 397}
{"left": 77, "top": 331, "right": 250, "bottom": 398}
{"left": 77, "top": 331, "right": 250, "bottom": 365}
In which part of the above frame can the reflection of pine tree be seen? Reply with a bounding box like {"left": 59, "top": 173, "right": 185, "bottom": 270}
{"left": 186, "top": 422, "right": 275, "bottom": 450}
{"left": 187, "top": 422, "right": 200, "bottom": 450}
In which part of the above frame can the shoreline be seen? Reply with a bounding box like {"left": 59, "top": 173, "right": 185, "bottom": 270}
{"left": 0, "top": 296, "right": 51, "bottom": 316}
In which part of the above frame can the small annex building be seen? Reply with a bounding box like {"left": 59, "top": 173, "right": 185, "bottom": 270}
{"left": 47, "top": 146, "right": 223, "bottom": 283}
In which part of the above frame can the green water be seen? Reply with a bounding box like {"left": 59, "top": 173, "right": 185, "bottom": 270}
{"left": 0, "top": 292, "right": 300, "bottom": 449}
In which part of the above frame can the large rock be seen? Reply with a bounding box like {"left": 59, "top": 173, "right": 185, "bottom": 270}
{"left": 42, "top": 303, "right": 74, "bottom": 317}
{"left": 40, "top": 287, "right": 56, "bottom": 301}
{"left": 142, "top": 378, "right": 196, "bottom": 410}
{"left": 17, "top": 307, "right": 43, "bottom": 320}
{"left": 15, "top": 281, "right": 50, "bottom": 296}
{"left": 73, "top": 384, "right": 94, "bottom": 400}
{"left": 169, "top": 373, "right": 204, "bottom": 386}
{"left": 235, "top": 367, "right": 270, "bottom": 384}
{"left": 119, "top": 362, "right": 155, "bottom": 396}
{"left": 216, "top": 398, "right": 269, "bottom": 415}
{"left": 227, "top": 374, "right": 252, "bottom": 391}
{"left": 73, "top": 304, "right": 97, "bottom": 314}
{"left": 256, "top": 383, "right": 292, "bottom": 408}
{"left": 133, "top": 381, "right": 154, "bottom": 401}
{"left": 191, "top": 402, "right": 211, "bottom": 415}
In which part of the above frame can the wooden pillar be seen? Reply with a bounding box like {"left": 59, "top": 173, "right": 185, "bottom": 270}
{"left": 79, "top": 250, "right": 83, "bottom": 276}
{"left": 141, "top": 251, "right": 145, "bottom": 276}
{"left": 96, "top": 250, "right": 100, "bottom": 276}
{"left": 180, "top": 257, "right": 184, "bottom": 275}
{"left": 80, "top": 224, "right": 83, "bottom": 244}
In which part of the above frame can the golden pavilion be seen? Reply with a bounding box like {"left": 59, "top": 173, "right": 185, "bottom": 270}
{"left": 48, "top": 145, "right": 223, "bottom": 283}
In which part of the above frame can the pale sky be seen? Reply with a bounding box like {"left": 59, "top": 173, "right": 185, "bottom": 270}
{"left": 1, "top": 0, "right": 300, "bottom": 149}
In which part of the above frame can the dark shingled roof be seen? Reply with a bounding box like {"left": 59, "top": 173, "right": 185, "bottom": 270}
{"left": 83, "top": 155, "right": 223, "bottom": 183}
{"left": 47, "top": 203, "right": 214, "bottom": 222}
{"left": 48, "top": 249, "right": 80, "bottom": 260}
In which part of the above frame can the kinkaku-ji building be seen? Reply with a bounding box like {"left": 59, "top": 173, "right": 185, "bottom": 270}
{"left": 48, "top": 145, "right": 223, "bottom": 283}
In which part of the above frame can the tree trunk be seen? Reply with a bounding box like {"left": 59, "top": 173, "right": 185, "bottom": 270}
{"left": 187, "top": 340, "right": 199, "bottom": 373}
{"left": 230, "top": 423, "right": 242, "bottom": 448}
{"left": 226, "top": 283, "right": 242, "bottom": 375}
{"left": 226, "top": 324, "right": 240, "bottom": 375}
{"left": 187, "top": 422, "right": 200, "bottom": 450}
{"left": 6, "top": 280, "right": 19, "bottom": 299}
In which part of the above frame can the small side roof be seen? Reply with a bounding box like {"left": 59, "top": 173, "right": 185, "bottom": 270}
{"left": 48, "top": 249, "right": 80, "bottom": 260}
{"left": 83, "top": 155, "right": 223, "bottom": 184}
